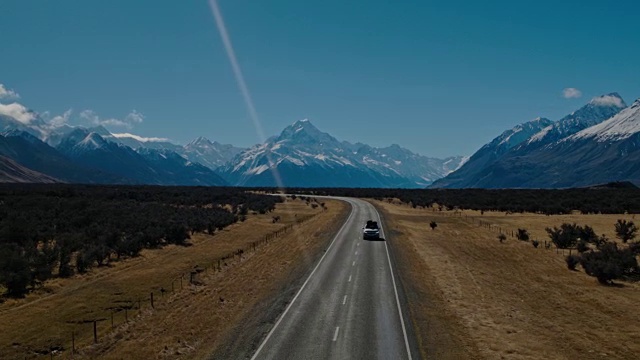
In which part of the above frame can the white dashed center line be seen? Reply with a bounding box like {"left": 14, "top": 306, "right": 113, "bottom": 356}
{"left": 348, "top": 275, "right": 352, "bottom": 282}
{"left": 352, "top": 261, "right": 356, "bottom": 267}
{"left": 333, "top": 327, "right": 340, "bottom": 341}
{"left": 342, "top": 295, "right": 347, "bottom": 305}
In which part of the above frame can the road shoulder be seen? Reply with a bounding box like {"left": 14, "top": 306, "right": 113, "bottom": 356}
{"left": 372, "top": 200, "right": 480, "bottom": 360}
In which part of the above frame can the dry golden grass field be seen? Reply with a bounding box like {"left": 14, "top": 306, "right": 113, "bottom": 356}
{"left": 0, "top": 197, "right": 348, "bottom": 359}
{"left": 374, "top": 200, "right": 640, "bottom": 360}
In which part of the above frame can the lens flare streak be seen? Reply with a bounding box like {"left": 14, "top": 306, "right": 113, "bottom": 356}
{"left": 208, "top": 0, "right": 284, "bottom": 188}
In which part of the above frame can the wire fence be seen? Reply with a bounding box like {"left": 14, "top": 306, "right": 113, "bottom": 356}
{"left": 15, "top": 213, "right": 318, "bottom": 359}
{"left": 433, "top": 209, "right": 580, "bottom": 254}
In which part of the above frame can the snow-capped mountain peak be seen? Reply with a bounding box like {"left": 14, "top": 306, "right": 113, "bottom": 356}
{"left": 187, "top": 136, "right": 213, "bottom": 147}
{"left": 527, "top": 93, "right": 627, "bottom": 145}
{"left": 219, "top": 119, "right": 465, "bottom": 187}
{"left": 77, "top": 132, "right": 108, "bottom": 150}
{"left": 277, "top": 119, "right": 338, "bottom": 145}
{"left": 487, "top": 117, "right": 554, "bottom": 150}
{"left": 570, "top": 98, "right": 640, "bottom": 142}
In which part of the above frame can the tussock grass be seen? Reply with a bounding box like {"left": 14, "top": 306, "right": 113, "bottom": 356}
{"left": 375, "top": 200, "right": 640, "bottom": 360}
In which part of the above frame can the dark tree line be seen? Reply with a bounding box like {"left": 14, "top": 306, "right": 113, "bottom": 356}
{"left": 0, "top": 184, "right": 282, "bottom": 297}
{"left": 261, "top": 185, "right": 640, "bottom": 214}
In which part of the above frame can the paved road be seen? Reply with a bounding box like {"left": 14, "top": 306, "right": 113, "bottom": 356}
{"left": 251, "top": 197, "right": 415, "bottom": 360}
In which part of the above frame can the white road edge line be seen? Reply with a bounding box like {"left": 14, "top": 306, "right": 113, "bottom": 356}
{"left": 250, "top": 200, "right": 356, "bottom": 360}
{"left": 373, "top": 204, "right": 413, "bottom": 360}
{"left": 333, "top": 326, "right": 340, "bottom": 342}
{"left": 342, "top": 295, "right": 347, "bottom": 305}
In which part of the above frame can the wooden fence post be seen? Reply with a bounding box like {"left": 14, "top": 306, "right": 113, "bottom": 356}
{"left": 93, "top": 320, "right": 97, "bottom": 344}
{"left": 150, "top": 292, "right": 154, "bottom": 309}
{"left": 72, "top": 331, "right": 75, "bottom": 354}
{"left": 111, "top": 311, "right": 114, "bottom": 329}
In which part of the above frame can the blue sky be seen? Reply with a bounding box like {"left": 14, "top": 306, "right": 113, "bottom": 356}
{"left": 1, "top": 0, "right": 639, "bottom": 158}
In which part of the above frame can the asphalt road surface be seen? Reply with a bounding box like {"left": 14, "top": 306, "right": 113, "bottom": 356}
{"left": 251, "top": 197, "right": 416, "bottom": 360}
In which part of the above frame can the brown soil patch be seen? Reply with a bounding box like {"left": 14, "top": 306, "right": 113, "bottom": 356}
{"left": 374, "top": 200, "right": 640, "bottom": 360}
{"left": 0, "top": 197, "right": 348, "bottom": 359}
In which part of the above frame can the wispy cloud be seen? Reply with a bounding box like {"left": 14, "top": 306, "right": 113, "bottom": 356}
{"left": 79, "top": 109, "right": 145, "bottom": 129}
{"left": 591, "top": 94, "right": 625, "bottom": 108}
{"left": 562, "top": 88, "right": 582, "bottom": 99}
{"left": 42, "top": 109, "right": 73, "bottom": 127}
{"left": 125, "top": 110, "right": 144, "bottom": 124}
{"left": 111, "top": 133, "right": 169, "bottom": 142}
{"left": 0, "top": 83, "right": 20, "bottom": 100}
{"left": 0, "top": 102, "right": 36, "bottom": 124}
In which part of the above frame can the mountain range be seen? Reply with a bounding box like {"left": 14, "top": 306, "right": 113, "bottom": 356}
{"left": 0, "top": 100, "right": 464, "bottom": 187}
{"left": 218, "top": 119, "right": 465, "bottom": 187}
{"left": 3, "top": 91, "right": 639, "bottom": 189}
{"left": 431, "top": 93, "right": 640, "bottom": 188}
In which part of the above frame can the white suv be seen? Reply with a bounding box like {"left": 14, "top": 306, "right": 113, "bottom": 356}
{"left": 363, "top": 220, "right": 380, "bottom": 240}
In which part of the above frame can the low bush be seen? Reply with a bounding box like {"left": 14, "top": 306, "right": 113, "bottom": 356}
{"left": 615, "top": 220, "right": 638, "bottom": 243}
{"left": 565, "top": 254, "right": 581, "bottom": 270}
{"left": 577, "top": 240, "right": 589, "bottom": 253}
{"left": 516, "top": 228, "right": 530, "bottom": 241}
{"left": 579, "top": 242, "right": 638, "bottom": 284}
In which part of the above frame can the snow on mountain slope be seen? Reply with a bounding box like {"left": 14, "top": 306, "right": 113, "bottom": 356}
{"left": 430, "top": 117, "right": 553, "bottom": 188}
{"left": 0, "top": 99, "right": 459, "bottom": 187}
{"left": 219, "top": 119, "right": 463, "bottom": 188}
{"left": 475, "top": 99, "right": 640, "bottom": 188}
{"left": 433, "top": 95, "right": 639, "bottom": 188}
{"left": 496, "top": 117, "right": 555, "bottom": 149}
{"left": 526, "top": 93, "right": 627, "bottom": 145}
{"left": 431, "top": 93, "right": 629, "bottom": 189}
{"left": 182, "top": 136, "right": 245, "bottom": 169}
{"left": 570, "top": 99, "right": 640, "bottom": 142}
{"left": 0, "top": 130, "right": 128, "bottom": 184}
{"left": 56, "top": 129, "right": 228, "bottom": 186}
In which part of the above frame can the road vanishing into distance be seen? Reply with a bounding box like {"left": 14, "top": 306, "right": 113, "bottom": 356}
{"left": 251, "top": 197, "right": 417, "bottom": 360}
